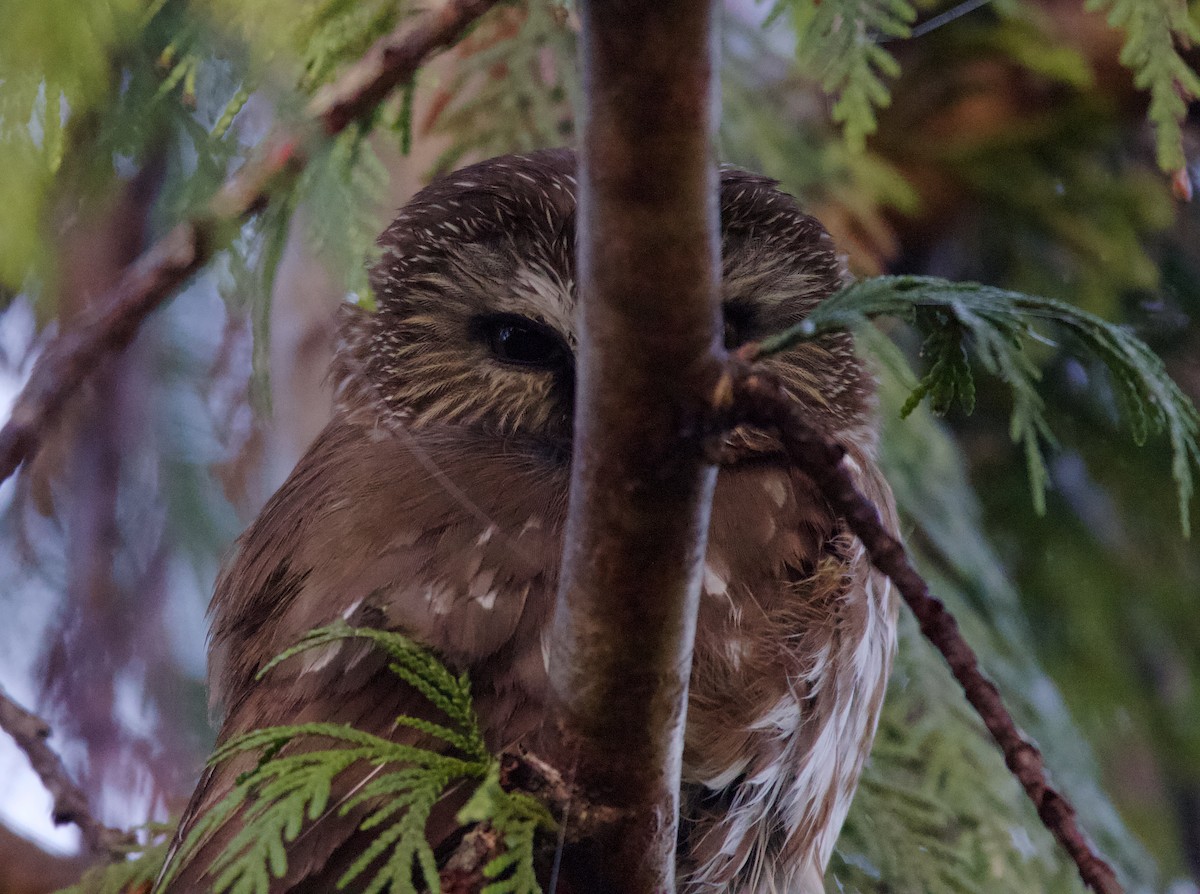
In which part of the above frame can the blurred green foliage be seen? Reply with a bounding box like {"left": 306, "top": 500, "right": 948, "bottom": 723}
{"left": 3, "top": 0, "right": 1199, "bottom": 891}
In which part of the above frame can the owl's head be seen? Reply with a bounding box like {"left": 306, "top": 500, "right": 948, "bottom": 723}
{"left": 335, "top": 149, "right": 873, "bottom": 459}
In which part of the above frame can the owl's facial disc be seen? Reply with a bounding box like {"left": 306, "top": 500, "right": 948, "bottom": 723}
{"left": 354, "top": 149, "right": 871, "bottom": 465}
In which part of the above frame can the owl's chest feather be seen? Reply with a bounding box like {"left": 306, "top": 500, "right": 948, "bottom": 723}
{"left": 678, "top": 461, "right": 897, "bottom": 892}
{"left": 216, "top": 427, "right": 894, "bottom": 894}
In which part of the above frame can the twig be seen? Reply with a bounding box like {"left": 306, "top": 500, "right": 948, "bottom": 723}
{"left": 437, "top": 751, "right": 622, "bottom": 892}
{"left": 0, "top": 0, "right": 501, "bottom": 490}
{"left": 0, "top": 684, "right": 133, "bottom": 858}
{"left": 307, "top": 0, "right": 499, "bottom": 134}
{"left": 438, "top": 824, "right": 503, "bottom": 894}
{"left": 0, "top": 224, "right": 204, "bottom": 485}
{"left": 716, "top": 359, "right": 1124, "bottom": 894}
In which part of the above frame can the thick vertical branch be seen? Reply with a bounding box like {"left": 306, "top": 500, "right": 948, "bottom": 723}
{"left": 546, "top": 1, "right": 721, "bottom": 891}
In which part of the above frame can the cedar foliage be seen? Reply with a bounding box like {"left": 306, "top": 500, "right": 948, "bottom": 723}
{"left": 1, "top": 0, "right": 1198, "bottom": 892}
{"left": 154, "top": 626, "right": 553, "bottom": 894}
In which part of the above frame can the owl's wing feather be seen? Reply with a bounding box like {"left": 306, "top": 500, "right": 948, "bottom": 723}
{"left": 160, "top": 421, "right": 565, "bottom": 893}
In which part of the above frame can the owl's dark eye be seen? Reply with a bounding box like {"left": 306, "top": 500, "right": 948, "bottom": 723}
{"left": 722, "top": 301, "right": 756, "bottom": 349}
{"left": 475, "top": 314, "right": 569, "bottom": 369}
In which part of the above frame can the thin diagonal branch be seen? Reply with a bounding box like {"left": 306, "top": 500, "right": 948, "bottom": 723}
{"left": 0, "top": 223, "right": 203, "bottom": 484}
{"left": 0, "top": 0, "right": 501, "bottom": 489}
{"left": 0, "top": 685, "right": 133, "bottom": 858}
{"left": 716, "top": 359, "right": 1125, "bottom": 894}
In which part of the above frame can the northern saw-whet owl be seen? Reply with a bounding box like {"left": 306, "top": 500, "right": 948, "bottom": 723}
{"left": 165, "top": 148, "right": 898, "bottom": 894}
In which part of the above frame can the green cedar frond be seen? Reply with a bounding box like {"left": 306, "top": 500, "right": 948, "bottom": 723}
{"left": 431, "top": 0, "right": 578, "bottom": 173}
{"left": 161, "top": 625, "right": 552, "bottom": 894}
{"left": 54, "top": 824, "right": 174, "bottom": 894}
{"left": 772, "top": 0, "right": 916, "bottom": 150}
{"left": 292, "top": 125, "right": 390, "bottom": 303}
{"left": 293, "top": 0, "right": 406, "bottom": 95}
{"left": 1085, "top": 0, "right": 1200, "bottom": 171}
{"left": 207, "top": 751, "right": 367, "bottom": 894}
{"left": 213, "top": 85, "right": 252, "bottom": 139}
{"left": 761, "top": 275, "right": 1200, "bottom": 531}
{"left": 338, "top": 770, "right": 451, "bottom": 894}
{"left": 257, "top": 621, "right": 484, "bottom": 754}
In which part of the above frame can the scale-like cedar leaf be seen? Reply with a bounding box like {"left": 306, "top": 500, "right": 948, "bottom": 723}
{"left": 157, "top": 626, "right": 551, "bottom": 894}
{"left": 771, "top": 0, "right": 916, "bottom": 150}
{"left": 1085, "top": 0, "right": 1200, "bottom": 171}
{"left": 757, "top": 275, "right": 1200, "bottom": 531}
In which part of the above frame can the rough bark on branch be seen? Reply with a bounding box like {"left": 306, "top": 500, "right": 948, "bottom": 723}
{"left": 544, "top": 1, "right": 722, "bottom": 891}
{"left": 0, "top": 685, "right": 132, "bottom": 858}
{"left": 718, "top": 358, "right": 1125, "bottom": 894}
{"left": 0, "top": 0, "right": 501, "bottom": 490}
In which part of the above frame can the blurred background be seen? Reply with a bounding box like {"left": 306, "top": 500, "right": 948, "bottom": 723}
{"left": 0, "top": 1, "right": 1197, "bottom": 892}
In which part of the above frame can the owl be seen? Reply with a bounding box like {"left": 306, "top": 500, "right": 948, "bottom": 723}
{"left": 163, "top": 148, "right": 898, "bottom": 894}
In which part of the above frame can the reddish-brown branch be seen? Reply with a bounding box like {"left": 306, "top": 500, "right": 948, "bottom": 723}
{"left": 0, "top": 0, "right": 501, "bottom": 491}
{"left": 0, "top": 685, "right": 133, "bottom": 858}
{"left": 545, "top": 0, "right": 722, "bottom": 890}
{"left": 719, "top": 359, "right": 1124, "bottom": 894}
{"left": 0, "top": 223, "right": 204, "bottom": 484}
{"left": 307, "top": 0, "right": 499, "bottom": 135}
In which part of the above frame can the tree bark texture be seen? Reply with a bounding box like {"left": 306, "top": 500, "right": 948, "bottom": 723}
{"left": 546, "top": 2, "right": 722, "bottom": 892}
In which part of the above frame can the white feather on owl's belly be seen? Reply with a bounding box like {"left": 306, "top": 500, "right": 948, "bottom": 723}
{"left": 680, "top": 457, "right": 897, "bottom": 894}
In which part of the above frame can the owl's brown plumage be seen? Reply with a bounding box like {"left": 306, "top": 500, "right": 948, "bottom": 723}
{"left": 164, "top": 149, "right": 897, "bottom": 894}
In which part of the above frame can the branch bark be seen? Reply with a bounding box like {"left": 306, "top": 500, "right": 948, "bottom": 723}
{"left": 0, "top": 685, "right": 132, "bottom": 858}
{"left": 718, "top": 358, "right": 1125, "bottom": 894}
{"left": 0, "top": 0, "right": 501, "bottom": 490}
{"left": 545, "top": 1, "right": 722, "bottom": 891}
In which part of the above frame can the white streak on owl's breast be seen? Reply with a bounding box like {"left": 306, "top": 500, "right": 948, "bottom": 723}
{"left": 681, "top": 458, "right": 896, "bottom": 894}
{"left": 703, "top": 561, "right": 729, "bottom": 598}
